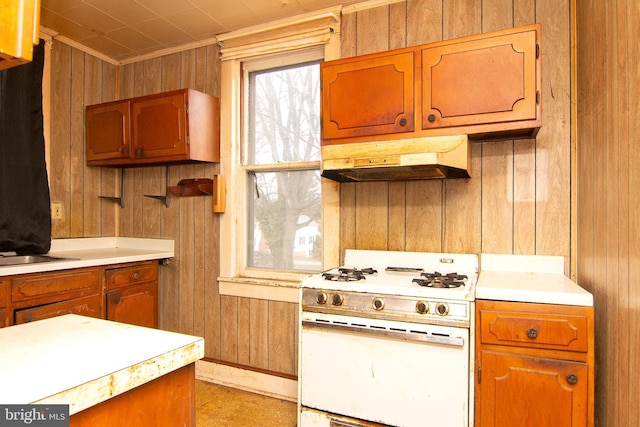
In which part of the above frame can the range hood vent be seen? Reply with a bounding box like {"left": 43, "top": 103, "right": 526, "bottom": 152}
{"left": 321, "top": 135, "right": 470, "bottom": 183}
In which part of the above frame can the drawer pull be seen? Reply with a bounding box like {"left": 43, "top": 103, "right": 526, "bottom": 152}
{"left": 526, "top": 328, "right": 538, "bottom": 339}
{"left": 566, "top": 374, "right": 578, "bottom": 385}
{"left": 133, "top": 272, "right": 140, "bottom": 280}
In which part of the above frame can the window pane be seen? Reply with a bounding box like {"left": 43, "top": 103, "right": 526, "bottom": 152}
{"left": 248, "top": 62, "right": 321, "bottom": 165}
{"left": 249, "top": 170, "right": 321, "bottom": 272}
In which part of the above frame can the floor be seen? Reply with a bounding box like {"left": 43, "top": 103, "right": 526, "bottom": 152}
{"left": 196, "top": 380, "right": 297, "bottom": 427}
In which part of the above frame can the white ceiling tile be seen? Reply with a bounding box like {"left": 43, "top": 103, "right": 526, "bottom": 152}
{"left": 134, "top": 18, "right": 193, "bottom": 46}
{"left": 40, "top": 0, "right": 367, "bottom": 62}
{"left": 165, "top": 9, "right": 224, "bottom": 38}
{"left": 105, "top": 27, "right": 161, "bottom": 52}
{"left": 86, "top": 0, "right": 159, "bottom": 26}
{"left": 134, "top": 0, "right": 195, "bottom": 17}
{"left": 77, "top": 35, "right": 134, "bottom": 58}
{"left": 57, "top": 4, "right": 127, "bottom": 34}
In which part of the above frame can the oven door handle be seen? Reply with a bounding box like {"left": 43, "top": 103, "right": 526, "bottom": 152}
{"left": 302, "top": 320, "right": 465, "bottom": 347}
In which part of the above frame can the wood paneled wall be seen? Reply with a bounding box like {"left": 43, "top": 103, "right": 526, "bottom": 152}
{"left": 48, "top": 42, "right": 298, "bottom": 377}
{"left": 576, "top": 1, "right": 640, "bottom": 426}
{"left": 338, "top": 0, "right": 572, "bottom": 274}
{"left": 52, "top": 1, "right": 634, "bottom": 408}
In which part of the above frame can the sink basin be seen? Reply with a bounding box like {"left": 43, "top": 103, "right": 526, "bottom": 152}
{"left": 0, "top": 255, "right": 79, "bottom": 266}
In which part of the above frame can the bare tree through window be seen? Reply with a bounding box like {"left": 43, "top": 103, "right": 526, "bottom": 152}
{"left": 247, "top": 61, "right": 322, "bottom": 272}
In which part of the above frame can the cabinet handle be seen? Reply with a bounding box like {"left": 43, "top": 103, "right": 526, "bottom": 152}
{"left": 133, "top": 272, "right": 140, "bottom": 280}
{"left": 111, "top": 294, "right": 121, "bottom": 305}
{"left": 428, "top": 114, "right": 436, "bottom": 123}
{"left": 399, "top": 118, "right": 407, "bottom": 126}
{"left": 135, "top": 147, "right": 143, "bottom": 157}
{"left": 526, "top": 328, "right": 538, "bottom": 339}
{"left": 120, "top": 146, "right": 126, "bottom": 155}
{"left": 566, "top": 374, "right": 578, "bottom": 385}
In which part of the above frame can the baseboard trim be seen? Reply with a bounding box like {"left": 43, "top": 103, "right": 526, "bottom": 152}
{"left": 196, "top": 359, "right": 298, "bottom": 402}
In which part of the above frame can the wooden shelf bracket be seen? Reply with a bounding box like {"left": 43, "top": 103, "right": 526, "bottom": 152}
{"left": 99, "top": 169, "right": 125, "bottom": 208}
{"left": 144, "top": 166, "right": 170, "bottom": 207}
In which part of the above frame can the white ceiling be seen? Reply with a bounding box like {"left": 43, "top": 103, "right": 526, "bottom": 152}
{"left": 40, "top": 0, "right": 363, "bottom": 63}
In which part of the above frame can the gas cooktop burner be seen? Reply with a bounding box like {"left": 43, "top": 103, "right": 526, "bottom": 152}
{"left": 322, "top": 267, "right": 378, "bottom": 282}
{"left": 412, "top": 272, "right": 468, "bottom": 288}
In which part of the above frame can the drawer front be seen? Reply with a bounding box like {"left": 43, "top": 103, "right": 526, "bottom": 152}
{"left": 14, "top": 294, "right": 102, "bottom": 324}
{"left": 105, "top": 261, "right": 158, "bottom": 290}
{"left": 12, "top": 268, "right": 101, "bottom": 303}
{"left": 479, "top": 307, "right": 589, "bottom": 352}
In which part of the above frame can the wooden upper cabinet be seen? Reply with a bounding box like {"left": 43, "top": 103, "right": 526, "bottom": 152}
{"left": 321, "top": 51, "right": 415, "bottom": 142}
{"left": 421, "top": 24, "right": 540, "bottom": 138}
{"left": 0, "top": 0, "right": 41, "bottom": 71}
{"left": 320, "top": 23, "right": 541, "bottom": 146}
{"left": 85, "top": 89, "right": 220, "bottom": 167}
{"left": 132, "top": 92, "right": 189, "bottom": 160}
{"left": 86, "top": 100, "right": 131, "bottom": 163}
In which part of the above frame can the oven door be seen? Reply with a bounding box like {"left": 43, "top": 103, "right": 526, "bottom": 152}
{"left": 299, "top": 312, "right": 470, "bottom": 427}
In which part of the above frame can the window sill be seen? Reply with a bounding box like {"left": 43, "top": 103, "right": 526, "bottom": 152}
{"left": 218, "top": 276, "right": 301, "bottom": 303}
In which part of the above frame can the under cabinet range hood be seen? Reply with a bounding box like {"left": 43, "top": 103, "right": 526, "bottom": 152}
{"left": 320, "top": 134, "right": 470, "bottom": 182}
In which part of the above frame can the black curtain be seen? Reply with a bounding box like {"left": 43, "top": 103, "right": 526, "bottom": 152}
{"left": 0, "top": 41, "right": 51, "bottom": 254}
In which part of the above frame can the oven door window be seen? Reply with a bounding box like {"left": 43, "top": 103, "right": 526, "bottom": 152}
{"left": 300, "top": 317, "right": 470, "bottom": 427}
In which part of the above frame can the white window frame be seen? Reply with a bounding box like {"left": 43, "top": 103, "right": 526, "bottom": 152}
{"left": 218, "top": 8, "right": 341, "bottom": 296}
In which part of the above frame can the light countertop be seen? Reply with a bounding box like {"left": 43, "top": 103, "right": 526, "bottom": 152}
{"left": 0, "top": 237, "right": 174, "bottom": 276}
{"left": 476, "top": 254, "right": 593, "bottom": 307}
{"left": 0, "top": 314, "right": 204, "bottom": 414}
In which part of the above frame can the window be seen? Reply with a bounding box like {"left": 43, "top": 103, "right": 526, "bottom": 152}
{"left": 217, "top": 9, "right": 341, "bottom": 288}
{"left": 244, "top": 60, "right": 322, "bottom": 273}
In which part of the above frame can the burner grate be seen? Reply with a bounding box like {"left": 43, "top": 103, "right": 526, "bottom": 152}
{"left": 412, "top": 271, "right": 467, "bottom": 288}
{"left": 322, "top": 267, "right": 377, "bottom": 282}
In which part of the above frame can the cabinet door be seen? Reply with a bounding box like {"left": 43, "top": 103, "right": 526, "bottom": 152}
{"left": 132, "top": 92, "right": 189, "bottom": 160}
{"left": 86, "top": 100, "right": 132, "bottom": 163}
{"left": 14, "top": 294, "right": 102, "bottom": 324}
{"left": 106, "top": 283, "right": 157, "bottom": 328}
{"left": 321, "top": 51, "right": 414, "bottom": 142}
{"left": 477, "top": 351, "right": 588, "bottom": 427}
{"left": 0, "top": 0, "right": 40, "bottom": 71}
{"left": 421, "top": 25, "right": 539, "bottom": 132}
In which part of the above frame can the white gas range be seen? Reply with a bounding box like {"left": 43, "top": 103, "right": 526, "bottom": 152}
{"left": 298, "top": 249, "right": 478, "bottom": 427}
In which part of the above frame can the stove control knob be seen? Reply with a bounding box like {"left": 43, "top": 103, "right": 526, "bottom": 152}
{"left": 332, "top": 293, "right": 344, "bottom": 306}
{"left": 316, "top": 292, "right": 328, "bottom": 305}
{"left": 435, "top": 302, "right": 449, "bottom": 316}
{"left": 416, "top": 301, "right": 430, "bottom": 314}
{"left": 372, "top": 297, "right": 385, "bottom": 311}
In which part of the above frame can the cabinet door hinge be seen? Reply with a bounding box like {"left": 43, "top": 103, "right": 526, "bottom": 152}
{"left": 536, "top": 90, "right": 541, "bottom": 105}
{"left": 477, "top": 364, "right": 482, "bottom": 384}
{"left": 536, "top": 43, "right": 540, "bottom": 59}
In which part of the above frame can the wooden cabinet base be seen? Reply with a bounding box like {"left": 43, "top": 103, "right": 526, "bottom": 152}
{"left": 70, "top": 363, "right": 196, "bottom": 427}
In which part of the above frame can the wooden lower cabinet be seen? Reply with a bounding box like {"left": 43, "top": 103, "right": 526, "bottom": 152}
{"left": 70, "top": 363, "right": 196, "bottom": 427}
{"left": 475, "top": 300, "right": 594, "bottom": 427}
{"left": 477, "top": 351, "right": 588, "bottom": 427}
{"left": 105, "top": 261, "right": 158, "bottom": 328}
{"left": 106, "top": 283, "right": 157, "bottom": 328}
{"left": 0, "top": 278, "right": 8, "bottom": 327}
{"left": 2, "top": 260, "right": 159, "bottom": 328}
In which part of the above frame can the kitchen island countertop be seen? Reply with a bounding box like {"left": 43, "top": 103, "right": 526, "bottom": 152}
{"left": 476, "top": 253, "right": 593, "bottom": 307}
{"left": 0, "top": 314, "right": 204, "bottom": 415}
{"left": 0, "top": 237, "right": 174, "bottom": 276}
